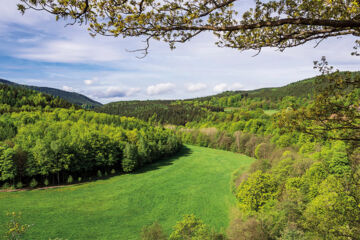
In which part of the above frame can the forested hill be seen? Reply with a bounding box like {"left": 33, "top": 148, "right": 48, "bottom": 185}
{"left": 96, "top": 72, "right": 359, "bottom": 124}
{"left": 0, "top": 82, "right": 75, "bottom": 112}
{"left": 191, "top": 71, "right": 360, "bottom": 101}
{"left": 0, "top": 78, "right": 102, "bottom": 108}
{"left": 97, "top": 100, "right": 223, "bottom": 125}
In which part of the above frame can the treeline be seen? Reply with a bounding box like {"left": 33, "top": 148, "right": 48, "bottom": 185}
{"left": 0, "top": 109, "right": 182, "bottom": 188}
{"left": 0, "top": 83, "right": 74, "bottom": 113}
{"left": 96, "top": 100, "right": 223, "bottom": 125}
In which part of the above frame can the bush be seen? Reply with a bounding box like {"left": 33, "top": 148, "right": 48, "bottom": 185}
{"left": 78, "top": 177, "right": 82, "bottom": 182}
{"left": 228, "top": 216, "right": 268, "bottom": 240}
{"left": 122, "top": 158, "right": 137, "bottom": 172}
{"left": 2, "top": 182, "right": 11, "bottom": 189}
{"left": 97, "top": 170, "right": 102, "bottom": 178}
{"left": 111, "top": 169, "right": 116, "bottom": 174}
{"left": 169, "top": 214, "right": 224, "bottom": 240}
{"left": 16, "top": 182, "right": 23, "bottom": 189}
{"left": 67, "top": 175, "right": 73, "bottom": 184}
{"left": 44, "top": 178, "right": 49, "bottom": 186}
{"left": 29, "top": 178, "right": 38, "bottom": 188}
{"left": 141, "top": 222, "right": 167, "bottom": 240}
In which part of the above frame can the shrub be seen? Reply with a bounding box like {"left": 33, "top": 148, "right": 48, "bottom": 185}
{"left": 141, "top": 222, "right": 167, "bottom": 240}
{"left": 228, "top": 216, "right": 268, "bottom": 240}
{"left": 16, "top": 182, "right": 23, "bottom": 189}
{"left": 2, "top": 182, "right": 11, "bottom": 189}
{"left": 97, "top": 170, "right": 102, "bottom": 178}
{"left": 29, "top": 178, "right": 38, "bottom": 188}
{"left": 122, "top": 158, "right": 137, "bottom": 172}
{"left": 44, "top": 178, "right": 49, "bottom": 186}
{"left": 169, "top": 214, "right": 224, "bottom": 240}
{"left": 67, "top": 175, "right": 73, "bottom": 184}
{"left": 78, "top": 177, "right": 82, "bottom": 182}
{"left": 110, "top": 169, "right": 116, "bottom": 174}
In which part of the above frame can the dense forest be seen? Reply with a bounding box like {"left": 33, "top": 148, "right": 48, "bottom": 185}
{"left": 0, "top": 83, "right": 75, "bottom": 112}
{"left": 0, "top": 84, "right": 181, "bottom": 188}
{"left": 0, "top": 79, "right": 102, "bottom": 108}
{"left": 97, "top": 72, "right": 359, "bottom": 124}
{"left": 97, "top": 100, "right": 223, "bottom": 125}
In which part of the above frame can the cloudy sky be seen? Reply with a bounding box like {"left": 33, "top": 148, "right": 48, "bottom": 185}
{"left": 0, "top": 1, "right": 358, "bottom": 103}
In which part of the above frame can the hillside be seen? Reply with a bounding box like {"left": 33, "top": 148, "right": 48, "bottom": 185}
{"left": 0, "top": 82, "right": 74, "bottom": 111}
{"left": 0, "top": 78, "right": 102, "bottom": 108}
{"left": 96, "top": 100, "right": 223, "bottom": 125}
{"left": 0, "top": 145, "right": 254, "bottom": 240}
{"left": 191, "top": 71, "right": 360, "bottom": 101}
{"left": 95, "top": 73, "right": 332, "bottom": 123}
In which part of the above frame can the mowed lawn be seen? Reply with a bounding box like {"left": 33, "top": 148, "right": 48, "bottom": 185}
{"left": 0, "top": 145, "right": 253, "bottom": 240}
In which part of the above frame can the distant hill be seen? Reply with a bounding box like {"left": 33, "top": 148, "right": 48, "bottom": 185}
{"left": 96, "top": 71, "right": 359, "bottom": 123}
{"left": 191, "top": 71, "right": 360, "bottom": 101}
{"left": 0, "top": 78, "right": 102, "bottom": 108}
{"left": 0, "top": 81, "right": 74, "bottom": 112}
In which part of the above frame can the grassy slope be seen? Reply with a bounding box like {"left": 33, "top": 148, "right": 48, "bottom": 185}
{"left": 0, "top": 145, "right": 253, "bottom": 240}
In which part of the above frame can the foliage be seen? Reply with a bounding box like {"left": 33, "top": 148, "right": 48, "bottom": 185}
{"left": 169, "top": 214, "right": 225, "bottom": 240}
{"left": 18, "top": 0, "right": 360, "bottom": 56}
{"left": 0, "top": 79, "right": 101, "bottom": 108}
{"left": 0, "top": 82, "right": 74, "bottom": 112}
{"left": 141, "top": 222, "right": 167, "bottom": 240}
{"left": 278, "top": 69, "right": 360, "bottom": 145}
{"left": 0, "top": 109, "right": 181, "bottom": 187}
{"left": 236, "top": 170, "right": 278, "bottom": 212}
{"left": 97, "top": 100, "right": 223, "bottom": 125}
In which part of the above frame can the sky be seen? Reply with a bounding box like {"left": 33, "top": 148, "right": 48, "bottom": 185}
{"left": 0, "top": 1, "right": 359, "bottom": 103}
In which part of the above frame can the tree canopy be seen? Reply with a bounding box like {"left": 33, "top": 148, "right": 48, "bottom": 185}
{"left": 18, "top": 0, "right": 360, "bottom": 55}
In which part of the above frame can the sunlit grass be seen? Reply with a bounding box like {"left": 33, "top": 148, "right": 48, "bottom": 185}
{"left": 0, "top": 145, "right": 253, "bottom": 240}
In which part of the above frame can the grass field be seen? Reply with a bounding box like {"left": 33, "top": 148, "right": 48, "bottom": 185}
{"left": 0, "top": 145, "right": 253, "bottom": 240}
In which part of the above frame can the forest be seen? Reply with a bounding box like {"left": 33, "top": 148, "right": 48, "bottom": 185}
{"left": 0, "top": 85, "right": 181, "bottom": 188}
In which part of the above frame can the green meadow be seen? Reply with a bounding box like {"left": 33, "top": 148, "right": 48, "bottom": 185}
{"left": 0, "top": 145, "right": 253, "bottom": 240}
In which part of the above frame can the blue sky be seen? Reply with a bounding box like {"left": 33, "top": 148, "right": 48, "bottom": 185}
{"left": 0, "top": 1, "right": 359, "bottom": 103}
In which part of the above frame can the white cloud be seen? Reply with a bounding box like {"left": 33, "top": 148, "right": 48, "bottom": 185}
{"left": 84, "top": 77, "right": 99, "bottom": 85}
{"left": 91, "top": 86, "right": 140, "bottom": 98}
{"left": 231, "top": 83, "right": 244, "bottom": 90}
{"left": 62, "top": 86, "right": 74, "bottom": 92}
{"left": 147, "top": 83, "right": 175, "bottom": 95}
{"left": 15, "top": 40, "right": 124, "bottom": 63}
{"left": 186, "top": 83, "right": 207, "bottom": 92}
{"left": 213, "top": 83, "right": 228, "bottom": 92}
{"left": 213, "top": 83, "right": 244, "bottom": 93}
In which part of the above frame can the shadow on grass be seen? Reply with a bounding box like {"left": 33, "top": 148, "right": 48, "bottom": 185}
{"left": 1, "top": 146, "right": 193, "bottom": 192}
{"left": 133, "top": 145, "right": 193, "bottom": 174}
